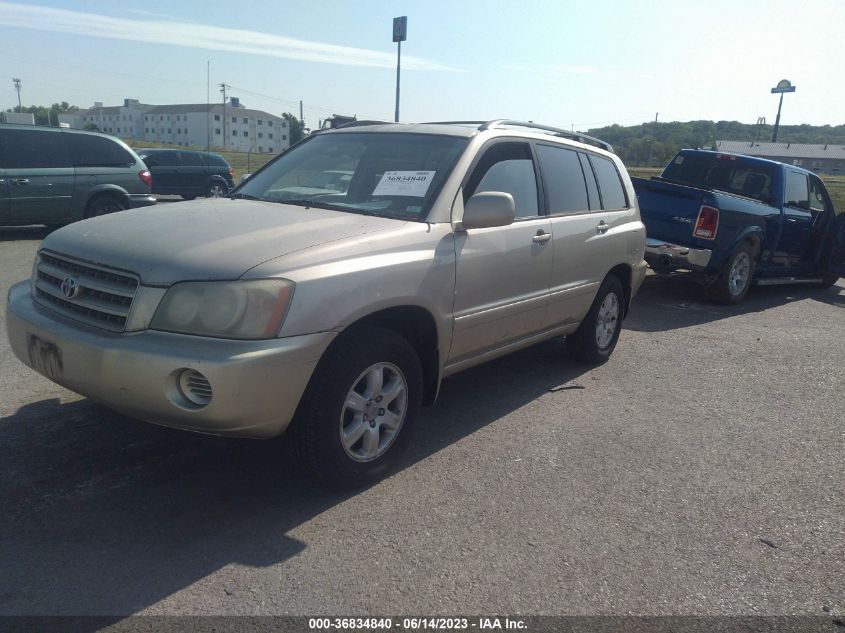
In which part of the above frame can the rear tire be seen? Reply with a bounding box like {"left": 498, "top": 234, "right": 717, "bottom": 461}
{"left": 84, "top": 195, "right": 126, "bottom": 218}
{"left": 567, "top": 275, "right": 625, "bottom": 365}
{"left": 705, "top": 242, "right": 755, "bottom": 305}
{"left": 206, "top": 182, "right": 227, "bottom": 198}
{"left": 291, "top": 326, "right": 422, "bottom": 489}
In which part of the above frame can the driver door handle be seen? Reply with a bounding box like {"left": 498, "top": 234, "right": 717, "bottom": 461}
{"left": 12, "top": 178, "right": 29, "bottom": 185}
{"left": 597, "top": 220, "right": 610, "bottom": 233}
{"left": 532, "top": 229, "right": 551, "bottom": 244}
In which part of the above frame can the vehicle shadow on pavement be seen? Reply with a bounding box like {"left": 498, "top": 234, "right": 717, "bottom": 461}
{"left": 626, "top": 274, "right": 844, "bottom": 332}
{"left": 0, "top": 226, "right": 52, "bottom": 242}
{"left": 0, "top": 340, "right": 587, "bottom": 620}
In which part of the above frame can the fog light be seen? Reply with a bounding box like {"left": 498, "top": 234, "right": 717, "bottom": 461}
{"left": 178, "top": 369, "right": 212, "bottom": 407}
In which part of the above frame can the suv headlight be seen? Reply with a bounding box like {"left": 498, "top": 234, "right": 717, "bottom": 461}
{"left": 150, "top": 279, "right": 294, "bottom": 339}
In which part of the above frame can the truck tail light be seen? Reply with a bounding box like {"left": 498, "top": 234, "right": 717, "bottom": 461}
{"left": 693, "top": 205, "right": 719, "bottom": 239}
{"left": 139, "top": 169, "right": 152, "bottom": 189}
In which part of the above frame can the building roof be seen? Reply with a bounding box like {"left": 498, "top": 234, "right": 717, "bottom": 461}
{"left": 715, "top": 140, "right": 845, "bottom": 160}
{"left": 143, "top": 103, "right": 285, "bottom": 121}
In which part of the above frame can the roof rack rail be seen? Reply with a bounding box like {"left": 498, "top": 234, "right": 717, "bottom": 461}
{"left": 422, "top": 119, "right": 613, "bottom": 152}
{"left": 333, "top": 119, "right": 391, "bottom": 129}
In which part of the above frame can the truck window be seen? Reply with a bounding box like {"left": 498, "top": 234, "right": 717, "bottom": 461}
{"left": 785, "top": 171, "right": 810, "bottom": 209}
{"left": 589, "top": 155, "right": 628, "bottom": 210}
{"left": 662, "top": 154, "right": 775, "bottom": 204}
{"left": 535, "top": 144, "right": 589, "bottom": 213}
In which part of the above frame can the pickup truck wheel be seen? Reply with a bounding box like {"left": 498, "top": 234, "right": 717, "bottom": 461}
{"left": 84, "top": 195, "right": 126, "bottom": 218}
{"left": 567, "top": 275, "right": 624, "bottom": 365}
{"left": 292, "top": 326, "right": 422, "bottom": 489}
{"left": 706, "top": 243, "right": 755, "bottom": 305}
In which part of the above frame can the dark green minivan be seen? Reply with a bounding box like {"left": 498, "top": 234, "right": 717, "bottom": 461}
{"left": 0, "top": 124, "right": 155, "bottom": 228}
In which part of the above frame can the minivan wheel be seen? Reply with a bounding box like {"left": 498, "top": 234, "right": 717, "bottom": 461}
{"left": 567, "top": 275, "right": 625, "bottom": 365}
{"left": 705, "top": 242, "right": 755, "bottom": 305}
{"left": 85, "top": 195, "right": 126, "bottom": 218}
{"left": 292, "top": 326, "right": 422, "bottom": 489}
{"left": 206, "top": 182, "right": 227, "bottom": 198}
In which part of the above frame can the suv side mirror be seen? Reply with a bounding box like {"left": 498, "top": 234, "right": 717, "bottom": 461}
{"left": 461, "top": 192, "right": 516, "bottom": 229}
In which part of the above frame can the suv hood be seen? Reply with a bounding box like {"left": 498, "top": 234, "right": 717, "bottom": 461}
{"left": 42, "top": 198, "right": 402, "bottom": 285}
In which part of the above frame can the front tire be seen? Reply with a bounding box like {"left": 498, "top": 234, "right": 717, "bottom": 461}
{"left": 567, "top": 275, "right": 625, "bottom": 365}
{"left": 706, "top": 242, "right": 755, "bottom": 305}
{"left": 820, "top": 273, "right": 840, "bottom": 289}
{"left": 291, "top": 326, "right": 422, "bottom": 489}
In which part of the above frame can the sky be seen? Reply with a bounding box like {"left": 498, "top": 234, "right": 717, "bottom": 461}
{"left": 1, "top": 0, "right": 844, "bottom": 131}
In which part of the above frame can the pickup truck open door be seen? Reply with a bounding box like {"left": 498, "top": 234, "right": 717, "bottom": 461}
{"left": 824, "top": 213, "right": 845, "bottom": 278}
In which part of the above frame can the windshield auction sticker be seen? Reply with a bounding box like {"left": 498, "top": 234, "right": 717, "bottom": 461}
{"left": 372, "top": 171, "right": 435, "bottom": 197}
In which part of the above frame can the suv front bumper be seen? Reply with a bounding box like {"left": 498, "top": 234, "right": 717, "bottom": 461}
{"left": 6, "top": 281, "right": 335, "bottom": 438}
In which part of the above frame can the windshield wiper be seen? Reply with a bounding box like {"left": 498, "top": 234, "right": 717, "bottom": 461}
{"left": 280, "top": 198, "right": 347, "bottom": 211}
{"left": 229, "top": 192, "right": 266, "bottom": 201}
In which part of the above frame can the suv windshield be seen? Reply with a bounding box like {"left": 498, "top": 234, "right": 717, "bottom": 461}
{"left": 236, "top": 132, "right": 468, "bottom": 220}
{"left": 661, "top": 153, "right": 776, "bottom": 204}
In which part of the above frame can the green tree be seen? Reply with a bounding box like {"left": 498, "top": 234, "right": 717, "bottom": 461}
{"left": 282, "top": 112, "right": 304, "bottom": 144}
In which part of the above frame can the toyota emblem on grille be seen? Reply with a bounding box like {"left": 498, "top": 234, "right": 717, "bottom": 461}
{"left": 60, "top": 277, "right": 80, "bottom": 300}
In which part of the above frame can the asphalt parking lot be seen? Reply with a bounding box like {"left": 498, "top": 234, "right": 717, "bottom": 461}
{"left": 0, "top": 224, "right": 843, "bottom": 618}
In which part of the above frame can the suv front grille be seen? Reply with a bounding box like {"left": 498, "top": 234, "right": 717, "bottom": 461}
{"left": 32, "top": 251, "right": 140, "bottom": 332}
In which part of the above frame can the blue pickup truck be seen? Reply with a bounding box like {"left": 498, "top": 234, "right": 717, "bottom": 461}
{"left": 633, "top": 149, "right": 845, "bottom": 303}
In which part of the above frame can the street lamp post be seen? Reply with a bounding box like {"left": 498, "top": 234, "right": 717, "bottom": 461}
{"left": 770, "top": 79, "right": 796, "bottom": 143}
{"left": 393, "top": 16, "right": 407, "bottom": 123}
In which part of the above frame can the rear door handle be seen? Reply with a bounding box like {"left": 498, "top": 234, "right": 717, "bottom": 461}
{"left": 12, "top": 178, "right": 29, "bottom": 185}
{"left": 533, "top": 229, "right": 551, "bottom": 244}
{"left": 596, "top": 220, "right": 609, "bottom": 233}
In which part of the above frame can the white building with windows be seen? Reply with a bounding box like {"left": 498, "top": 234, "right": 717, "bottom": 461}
{"left": 59, "top": 98, "right": 290, "bottom": 154}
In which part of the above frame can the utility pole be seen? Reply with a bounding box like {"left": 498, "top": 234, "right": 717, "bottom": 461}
{"left": 219, "top": 82, "right": 229, "bottom": 149}
{"left": 648, "top": 112, "right": 658, "bottom": 167}
{"left": 299, "top": 99, "right": 304, "bottom": 137}
{"left": 392, "top": 17, "right": 407, "bottom": 123}
{"left": 13, "top": 77, "right": 22, "bottom": 111}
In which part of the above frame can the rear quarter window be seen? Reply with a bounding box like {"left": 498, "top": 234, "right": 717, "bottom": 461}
{"left": 590, "top": 155, "right": 628, "bottom": 210}
{"left": 66, "top": 134, "right": 135, "bottom": 167}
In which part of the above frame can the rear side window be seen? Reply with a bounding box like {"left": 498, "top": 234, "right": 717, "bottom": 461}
{"left": 180, "top": 152, "right": 205, "bottom": 166}
{"left": 465, "top": 142, "right": 539, "bottom": 218}
{"left": 141, "top": 151, "right": 177, "bottom": 167}
{"left": 1, "top": 129, "right": 71, "bottom": 168}
{"left": 535, "top": 144, "right": 589, "bottom": 213}
{"left": 65, "top": 134, "right": 135, "bottom": 167}
{"left": 207, "top": 154, "right": 228, "bottom": 167}
{"left": 785, "top": 171, "right": 809, "bottom": 209}
{"left": 590, "top": 155, "right": 628, "bottom": 210}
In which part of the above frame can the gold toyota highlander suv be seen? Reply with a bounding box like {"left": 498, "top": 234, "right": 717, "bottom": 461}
{"left": 6, "top": 120, "right": 647, "bottom": 488}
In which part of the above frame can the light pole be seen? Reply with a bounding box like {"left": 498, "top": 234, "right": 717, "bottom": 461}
{"left": 393, "top": 16, "right": 407, "bottom": 123}
{"left": 770, "top": 79, "right": 796, "bottom": 143}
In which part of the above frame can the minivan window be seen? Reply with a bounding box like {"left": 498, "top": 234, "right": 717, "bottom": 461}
{"left": 535, "top": 144, "right": 589, "bottom": 214}
{"left": 590, "top": 155, "right": 628, "bottom": 210}
{"left": 465, "top": 142, "right": 539, "bottom": 218}
{"left": 66, "top": 134, "right": 135, "bottom": 167}
{"left": 180, "top": 152, "right": 205, "bottom": 167}
{"left": 139, "top": 151, "right": 177, "bottom": 167}
{"left": 2, "top": 129, "right": 71, "bottom": 169}
{"left": 238, "top": 132, "right": 467, "bottom": 221}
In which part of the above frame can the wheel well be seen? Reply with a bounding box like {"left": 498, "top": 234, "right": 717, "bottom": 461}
{"left": 86, "top": 190, "right": 126, "bottom": 211}
{"left": 606, "top": 264, "right": 632, "bottom": 317}
{"left": 344, "top": 306, "right": 440, "bottom": 405}
{"left": 743, "top": 233, "right": 762, "bottom": 261}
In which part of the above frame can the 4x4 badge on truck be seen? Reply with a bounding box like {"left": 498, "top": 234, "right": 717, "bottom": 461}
{"left": 60, "top": 277, "right": 80, "bottom": 300}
